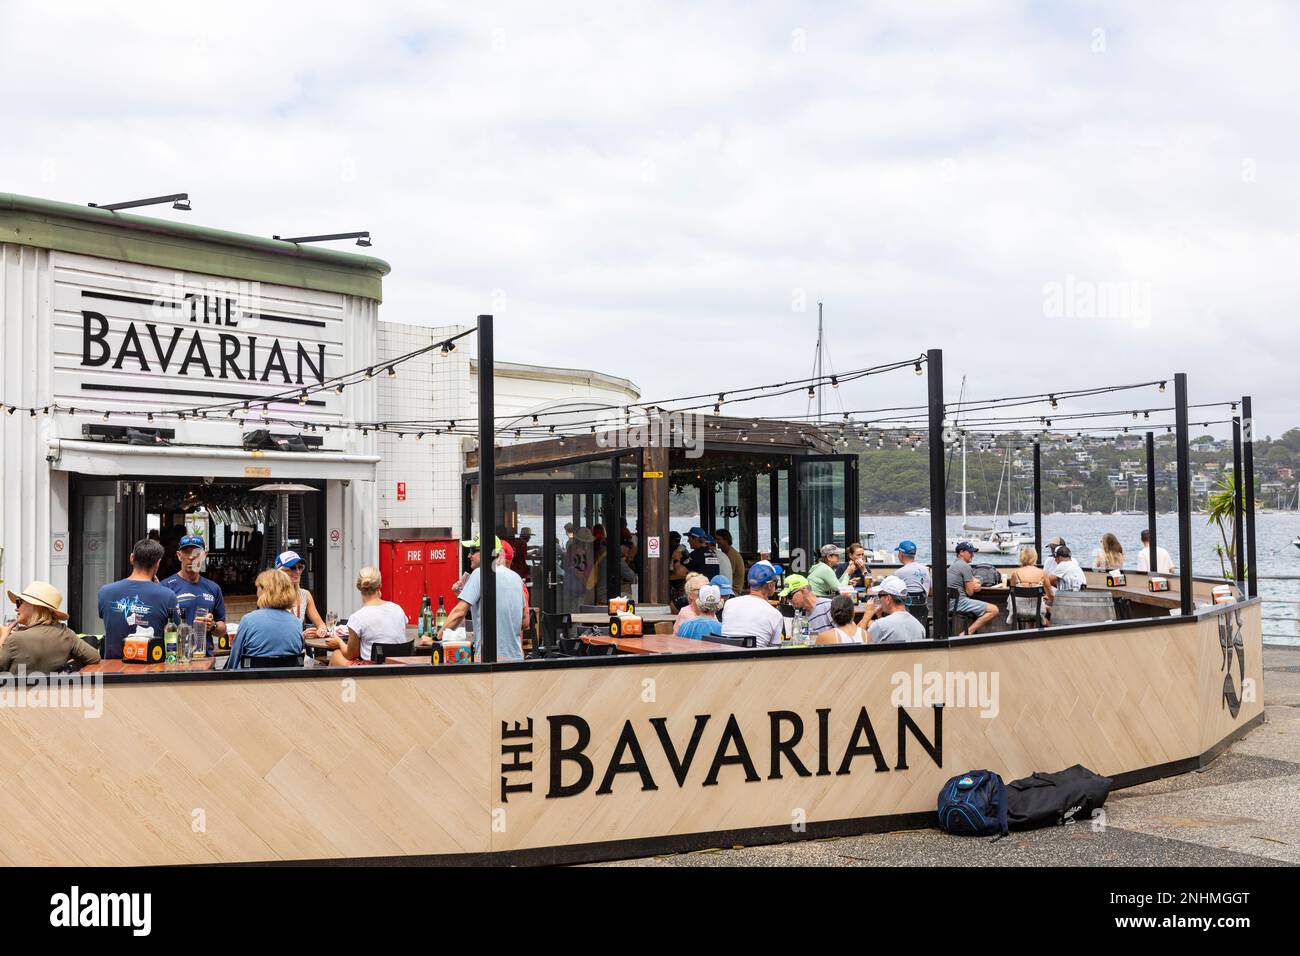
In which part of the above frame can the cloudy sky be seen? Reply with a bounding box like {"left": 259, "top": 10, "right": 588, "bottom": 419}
{"left": 3, "top": 1, "right": 1297, "bottom": 436}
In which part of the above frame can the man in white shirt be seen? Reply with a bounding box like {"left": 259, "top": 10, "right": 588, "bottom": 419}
{"left": 721, "top": 564, "right": 785, "bottom": 648}
{"left": 1043, "top": 537, "right": 1065, "bottom": 578}
{"left": 1137, "top": 529, "right": 1175, "bottom": 574}
{"left": 1048, "top": 545, "right": 1087, "bottom": 592}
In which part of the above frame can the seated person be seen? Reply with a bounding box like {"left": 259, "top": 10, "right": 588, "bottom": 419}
{"left": 672, "top": 573, "right": 709, "bottom": 635}
{"left": 947, "top": 541, "right": 998, "bottom": 636}
{"left": 722, "top": 564, "right": 785, "bottom": 648}
{"left": 892, "top": 540, "right": 932, "bottom": 596}
{"left": 815, "top": 594, "right": 865, "bottom": 644}
{"left": 0, "top": 581, "right": 101, "bottom": 673}
{"left": 779, "top": 574, "right": 836, "bottom": 636}
{"left": 226, "top": 570, "right": 305, "bottom": 669}
{"left": 677, "top": 585, "right": 724, "bottom": 640}
{"left": 709, "top": 573, "right": 735, "bottom": 607}
{"left": 328, "top": 566, "right": 410, "bottom": 665}
{"left": 866, "top": 576, "right": 927, "bottom": 643}
{"left": 837, "top": 543, "right": 872, "bottom": 590}
{"left": 1047, "top": 545, "right": 1087, "bottom": 593}
{"left": 274, "top": 551, "right": 327, "bottom": 638}
{"left": 1006, "top": 546, "right": 1048, "bottom": 625}
{"left": 807, "top": 544, "right": 844, "bottom": 597}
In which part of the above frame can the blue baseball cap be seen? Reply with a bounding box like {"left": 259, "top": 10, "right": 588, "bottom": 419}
{"left": 709, "top": 574, "right": 735, "bottom": 597}
{"left": 954, "top": 541, "right": 979, "bottom": 555}
{"left": 747, "top": 564, "right": 778, "bottom": 587}
{"left": 896, "top": 539, "right": 917, "bottom": 556}
{"left": 179, "top": 534, "right": 205, "bottom": 550}
{"left": 686, "top": 526, "right": 708, "bottom": 540}
{"left": 275, "top": 550, "right": 304, "bottom": 569}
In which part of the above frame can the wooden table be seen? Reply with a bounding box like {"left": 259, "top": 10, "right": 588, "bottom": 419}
{"left": 581, "top": 633, "right": 746, "bottom": 654}
{"left": 1104, "top": 585, "right": 1182, "bottom": 612}
{"left": 80, "top": 658, "right": 216, "bottom": 675}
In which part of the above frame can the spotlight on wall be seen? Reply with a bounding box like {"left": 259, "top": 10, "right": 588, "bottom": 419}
{"left": 274, "top": 231, "right": 372, "bottom": 247}
{"left": 89, "top": 193, "right": 192, "bottom": 212}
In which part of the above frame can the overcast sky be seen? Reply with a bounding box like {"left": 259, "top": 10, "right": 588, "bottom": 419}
{"left": 3, "top": 1, "right": 1297, "bottom": 437}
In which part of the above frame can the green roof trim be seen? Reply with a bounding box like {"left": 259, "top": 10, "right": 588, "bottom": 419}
{"left": 0, "top": 193, "right": 390, "bottom": 302}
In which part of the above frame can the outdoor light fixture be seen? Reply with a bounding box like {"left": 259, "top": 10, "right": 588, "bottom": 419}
{"left": 830, "top": 376, "right": 839, "bottom": 388}
{"left": 386, "top": 366, "right": 396, "bottom": 377}
{"left": 88, "top": 193, "right": 191, "bottom": 212}
{"left": 1159, "top": 381, "right": 1167, "bottom": 393}
{"left": 335, "top": 383, "right": 345, "bottom": 395}
{"left": 1049, "top": 395, "right": 1058, "bottom": 409}
{"left": 914, "top": 361, "right": 923, "bottom": 375}
{"left": 273, "top": 231, "right": 372, "bottom": 247}
{"left": 364, "top": 368, "right": 373, "bottom": 379}
{"left": 298, "top": 392, "right": 308, "bottom": 405}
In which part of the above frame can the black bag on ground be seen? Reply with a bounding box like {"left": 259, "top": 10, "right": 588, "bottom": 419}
{"left": 1006, "top": 764, "right": 1113, "bottom": 830}
{"left": 970, "top": 563, "right": 1002, "bottom": 588}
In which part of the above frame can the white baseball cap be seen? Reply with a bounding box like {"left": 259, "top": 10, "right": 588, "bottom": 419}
{"left": 697, "top": 584, "right": 723, "bottom": 612}
{"left": 878, "top": 575, "right": 909, "bottom": 599}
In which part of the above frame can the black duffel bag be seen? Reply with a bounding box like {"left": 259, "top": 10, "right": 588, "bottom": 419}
{"left": 1006, "top": 764, "right": 1113, "bottom": 830}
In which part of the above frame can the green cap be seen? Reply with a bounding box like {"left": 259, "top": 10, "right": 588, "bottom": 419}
{"left": 778, "top": 573, "right": 811, "bottom": 598}
{"left": 459, "top": 535, "right": 503, "bottom": 555}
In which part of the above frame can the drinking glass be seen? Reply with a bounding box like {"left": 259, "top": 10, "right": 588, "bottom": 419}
{"left": 325, "top": 610, "right": 338, "bottom": 637}
{"left": 191, "top": 617, "right": 208, "bottom": 659}
{"left": 177, "top": 623, "right": 192, "bottom": 663}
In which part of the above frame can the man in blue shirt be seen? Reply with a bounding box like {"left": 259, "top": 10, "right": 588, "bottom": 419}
{"left": 97, "top": 538, "right": 179, "bottom": 659}
{"left": 435, "top": 536, "right": 525, "bottom": 661}
{"left": 161, "top": 533, "right": 227, "bottom": 654}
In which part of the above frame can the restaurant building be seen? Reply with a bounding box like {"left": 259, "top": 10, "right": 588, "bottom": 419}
{"left": 0, "top": 193, "right": 648, "bottom": 629}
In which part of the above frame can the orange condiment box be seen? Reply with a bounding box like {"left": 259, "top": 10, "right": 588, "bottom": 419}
{"left": 609, "top": 613, "right": 643, "bottom": 637}
{"left": 123, "top": 634, "right": 165, "bottom": 664}
{"left": 608, "top": 596, "right": 629, "bottom": 614}
{"left": 1106, "top": 572, "right": 1127, "bottom": 587}
{"left": 1148, "top": 577, "right": 1171, "bottom": 592}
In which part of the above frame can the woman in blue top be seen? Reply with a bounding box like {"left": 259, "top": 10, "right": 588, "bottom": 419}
{"left": 227, "top": 570, "right": 304, "bottom": 669}
{"left": 677, "top": 585, "right": 724, "bottom": 640}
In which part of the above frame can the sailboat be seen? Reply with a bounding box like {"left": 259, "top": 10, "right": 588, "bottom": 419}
{"left": 945, "top": 436, "right": 1026, "bottom": 554}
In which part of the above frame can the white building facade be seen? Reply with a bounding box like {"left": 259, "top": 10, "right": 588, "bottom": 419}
{"left": 0, "top": 194, "right": 388, "bottom": 627}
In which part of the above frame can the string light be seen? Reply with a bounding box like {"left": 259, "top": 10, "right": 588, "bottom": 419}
{"left": 914, "top": 361, "right": 923, "bottom": 375}
{"left": 387, "top": 366, "right": 396, "bottom": 378}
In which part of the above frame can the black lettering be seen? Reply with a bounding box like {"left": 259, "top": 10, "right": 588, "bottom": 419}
{"left": 816, "top": 707, "right": 832, "bottom": 776}
{"left": 649, "top": 715, "right": 710, "bottom": 787}
{"left": 177, "top": 331, "right": 214, "bottom": 378}
{"left": 261, "top": 339, "right": 291, "bottom": 384}
{"left": 595, "top": 720, "right": 658, "bottom": 794}
{"left": 703, "top": 714, "right": 760, "bottom": 786}
{"left": 110, "top": 322, "right": 150, "bottom": 371}
{"left": 768, "top": 711, "right": 812, "bottom": 780}
{"left": 218, "top": 334, "right": 245, "bottom": 380}
{"left": 146, "top": 323, "right": 184, "bottom": 371}
{"left": 296, "top": 342, "right": 325, "bottom": 385}
{"left": 836, "top": 706, "right": 889, "bottom": 775}
{"left": 224, "top": 298, "right": 239, "bottom": 326}
{"left": 246, "top": 335, "right": 257, "bottom": 380}
{"left": 896, "top": 705, "right": 943, "bottom": 771}
{"left": 545, "top": 714, "right": 593, "bottom": 798}
{"left": 81, "top": 311, "right": 110, "bottom": 366}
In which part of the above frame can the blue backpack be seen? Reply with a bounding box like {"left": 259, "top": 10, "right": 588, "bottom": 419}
{"left": 937, "top": 770, "right": 1009, "bottom": 838}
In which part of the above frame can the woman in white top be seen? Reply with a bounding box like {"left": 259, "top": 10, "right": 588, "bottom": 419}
{"left": 815, "top": 595, "right": 865, "bottom": 644}
{"left": 327, "top": 566, "right": 410, "bottom": 665}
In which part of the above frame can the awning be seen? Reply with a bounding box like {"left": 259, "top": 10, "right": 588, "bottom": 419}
{"left": 48, "top": 439, "right": 379, "bottom": 482}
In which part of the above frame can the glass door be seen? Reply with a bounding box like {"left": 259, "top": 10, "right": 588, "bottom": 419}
{"left": 796, "top": 455, "right": 859, "bottom": 560}
{"left": 69, "top": 478, "right": 147, "bottom": 632}
{"left": 549, "top": 487, "right": 617, "bottom": 615}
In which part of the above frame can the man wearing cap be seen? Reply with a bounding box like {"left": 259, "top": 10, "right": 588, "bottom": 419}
{"left": 866, "top": 575, "right": 926, "bottom": 643}
{"left": 722, "top": 564, "right": 786, "bottom": 648}
{"left": 947, "top": 542, "right": 998, "bottom": 636}
{"left": 893, "top": 540, "right": 932, "bottom": 596}
{"left": 436, "top": 536, "right": 525, "bottom": 661}
{"left": 273, "top": 550, "right": 327, "bottom": 638}
{"left": 1, "top": 580, "right": 101, "bottom": 673}
{"left": 807, "top": 544, "right": 845, "bottom": 598}
{"left": 780, "top": 573, "right": 836, "bottom": 636}
{"left": 98, "top": 538, "right": 179, "bottom": 659}
{"left": 1043, "top": 537, "right": 1066, "bottom": 578}
{"left": 161, "top": 534, "right": 228, "bottom": 653}
{"left": 682, "top": 527, "right": 721, "bottom": 580}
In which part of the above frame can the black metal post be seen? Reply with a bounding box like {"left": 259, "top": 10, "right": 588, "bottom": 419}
{"left": 477, "top": 315, "right": 496, "bottom": 663}
{"left": 926, "top": 349, "right": 948, "bottom": 639}
{"left": 1243, "top": 395, "right": 1258, "bottom": 597}
{"left": 1032, "top": 440, "right": 1042, "bottom": 564}
{"left": 1145, "top": 431, "right": 1158, "bottom": 576}
{"left": 1174, "top": 373, "right": 1193, "bottom": 615}
{"left": 1232, "top": 414, "right": 1245, "bottom": 587}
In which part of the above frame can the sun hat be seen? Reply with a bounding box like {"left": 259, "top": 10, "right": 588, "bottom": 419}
{"left": 6, "top": 581, "right": 68, "bottom": 620}
{"left": 778, "top": 573, "right": 812, "bottom": 598}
